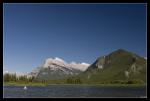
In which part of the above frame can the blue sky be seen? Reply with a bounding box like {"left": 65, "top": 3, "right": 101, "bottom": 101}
{"left": 4, "top": 4, "right": 146, "bottom": 73}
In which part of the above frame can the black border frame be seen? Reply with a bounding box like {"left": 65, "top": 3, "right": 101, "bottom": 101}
{"left": 1, "top": 0, "right": 149, "bottom": 100}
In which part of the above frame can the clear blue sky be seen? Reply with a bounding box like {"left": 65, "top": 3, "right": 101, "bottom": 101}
{"left": 4, "top": 4, "right": 146, "bottom": 73}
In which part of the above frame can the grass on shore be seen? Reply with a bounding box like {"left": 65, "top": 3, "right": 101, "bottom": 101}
{"left": 4, "top": 82, "right": 48, "bottom": 86}
{"left": 4, "top": 82, "right": 146, "bottom": 87}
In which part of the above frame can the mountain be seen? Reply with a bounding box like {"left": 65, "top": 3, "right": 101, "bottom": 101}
{"left": 78, "top": 49, "right": 146, "bottom": 84}
{"left": 28, "top": 57, "right": 90, "bottom": 80}
{"left": 5, "top": 49, "right": 146, "bottom": 84}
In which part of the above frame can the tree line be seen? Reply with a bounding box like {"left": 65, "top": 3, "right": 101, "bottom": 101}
{"left": 4, "top": 73, "right": 33, "bottom": 82}
{"left": 3, "top": 73, "right": 41, "bottom": 83}
{"left": 66, "top": 77, "right": 82, "bottom": 84}
{"left": 97, "top": 79, "right": 145, "bottom": 84}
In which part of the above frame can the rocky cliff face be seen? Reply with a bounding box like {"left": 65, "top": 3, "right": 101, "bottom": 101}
{"left": 28, "top": 57, "right": 90, "bottom": 80}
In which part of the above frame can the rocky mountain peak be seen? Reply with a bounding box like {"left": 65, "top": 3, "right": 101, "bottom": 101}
{"left": 42, "top": 57, "right": 67, "bottom": 68}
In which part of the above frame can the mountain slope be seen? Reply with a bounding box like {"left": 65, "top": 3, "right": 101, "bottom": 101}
{"left": 78, "top": 49, "right": 146, "bottom": 84}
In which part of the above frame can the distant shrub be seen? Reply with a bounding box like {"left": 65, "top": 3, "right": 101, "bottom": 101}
{"left": 109, "top": 80, "right": 125, "bottom": 84}
{"left": 99, "top": 79, "right": 145, "bottom": 84}
{"left": 126, "top": 79, "right": 144, "bottom": 84}
{"left": 66, "top": 78, "right": 82, "bottom": 84}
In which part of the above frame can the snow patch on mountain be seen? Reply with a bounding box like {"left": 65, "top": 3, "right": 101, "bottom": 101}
{"left": 81, "top": 62, "right": 90, "bottom": 66}
{"left": 69, "top": 62, "right": 90, "bottom": 71}
{"left": 54, "top": 57, "right": 65, "bottom": 62}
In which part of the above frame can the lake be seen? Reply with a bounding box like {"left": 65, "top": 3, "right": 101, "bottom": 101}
{"left": 3, "top": 85, "right": 146, "bottom": 98}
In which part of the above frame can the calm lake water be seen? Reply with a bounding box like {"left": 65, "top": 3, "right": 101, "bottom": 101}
{"left": 4, "top": 85, "right": 146, "bottom": 98}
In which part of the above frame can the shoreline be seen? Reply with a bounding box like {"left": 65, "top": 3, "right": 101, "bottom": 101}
{"left": 4, "top": 82, "right": 146, "bottom": 87}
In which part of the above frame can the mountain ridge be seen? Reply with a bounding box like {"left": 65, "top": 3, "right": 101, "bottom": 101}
{"left": 78, "top": 49, "right": 146, "bottom": 84}
{"left": 4, "top": 48, "right": 146, "bottom": 84}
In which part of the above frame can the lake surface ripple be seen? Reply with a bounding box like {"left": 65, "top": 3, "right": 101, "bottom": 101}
{"left": 4, "top": 85, "right": 146, "bottom": 98}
